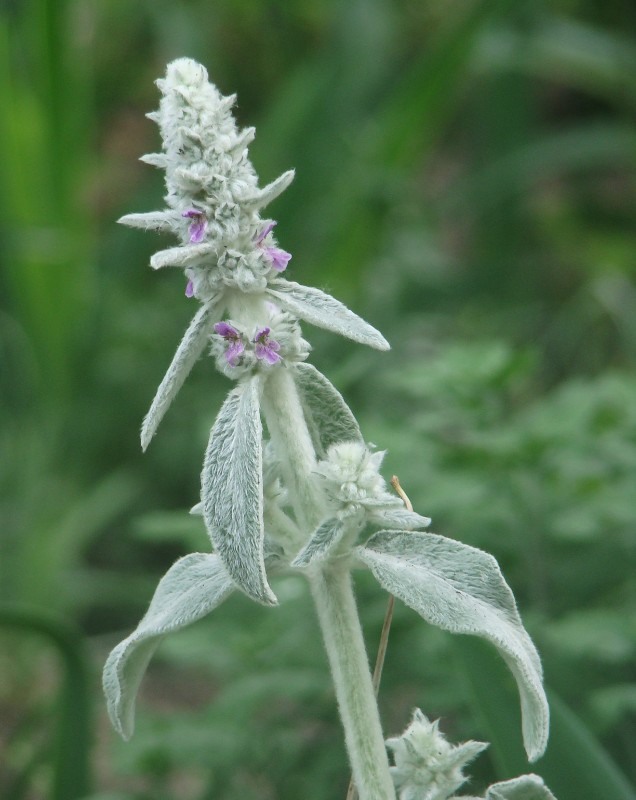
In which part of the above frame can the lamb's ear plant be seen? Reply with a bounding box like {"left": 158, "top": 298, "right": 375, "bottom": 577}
{"left": 104, "top": 58, "right": 556, "bottom": 800}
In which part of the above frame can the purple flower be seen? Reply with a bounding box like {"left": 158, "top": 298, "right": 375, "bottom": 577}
{"left": 255, "top": 220, "right": 292, "bottom": 272}
{"left": 182, "top": 209, "right": 208, "bottom": 243}
{"left": 263, "top": 246, "right": 292, "bottom": 271}
{"left": 214, "top": 321, "right": 245, "bottom": 367}
{"left": 253, "top": 326, "right": 281, "bottom": 365}
{"left": 185, "top": 279, "right": 194, "bottom": 297}
{"left": 255, "top": 221, "right": 277, "bottom": 244}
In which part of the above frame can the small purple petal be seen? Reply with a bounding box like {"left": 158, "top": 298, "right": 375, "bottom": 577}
{"left": 264, "top": 246, "right": 292, "bottom": 272}
{"left": 253, "top": 326, "right": 271, "bottom": 343}
{"left": 225, "top": 340, "right": 245, "bottom": 367}
{"left": 255, "top": 342, "right": 281, "bottom": 365}
{"left": 214, "top": 321, "right": 241, "bottom": 339}
{"left": 255, "top": 221, "right": 277, "bottom": 244}
{"left": 185, "top": 279, "right": 194, "bottom": 298}
{"left": 181, "top": 209, "right": 208, "bottom": 243}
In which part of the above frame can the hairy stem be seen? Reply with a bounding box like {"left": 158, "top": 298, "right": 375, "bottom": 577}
{"left": 261, "top": 367, "right": 323, "bottom": 531}
{"left": 261, "top": 367, "right": 395, "bottom": 800}
{"left": 310, "top": 566, "right": 396, "bottom": 800}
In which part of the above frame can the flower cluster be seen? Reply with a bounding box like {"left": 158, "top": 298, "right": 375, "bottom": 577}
{"left": 119, "top": 58, "right": 295, "bottom": 300}
{"left": 316, "top": 442, "right": 393, "bottom": 509}
{"left": 386, "top": 710, "right": 487, "bottom": 800}
{"left": 210, "top": 306, "right": 310, "bottom": 378}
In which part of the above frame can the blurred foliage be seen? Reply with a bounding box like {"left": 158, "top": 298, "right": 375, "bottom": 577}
{"left": 0, "top": 0, "right": 635, "bottom": 797}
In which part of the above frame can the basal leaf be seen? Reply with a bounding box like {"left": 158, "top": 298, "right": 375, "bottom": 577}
{"left": 102, "top": 553, "right": 234, "bottom": 740}
{"left": 141, "top": 302, "right": 219, "bottom": 450}
{"left": 357, "top": 530, "right": 549, "bottom": 762}
{"left": 267, "top": 280, "right": 389, "bottom": 350}
{"left": 202, "top": 376, "right": 276, "bottom": 605}
{"left": 293, "top": 362, "right": 362, "bottom": 457}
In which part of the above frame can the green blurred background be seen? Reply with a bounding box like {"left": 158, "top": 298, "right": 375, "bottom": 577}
{"left": 1, "top": 0, "right": 635, "bottom": 798}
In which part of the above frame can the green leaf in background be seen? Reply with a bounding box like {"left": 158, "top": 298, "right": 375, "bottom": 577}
{"left": 451, "top": 637, "right": 636, "bottom": 800}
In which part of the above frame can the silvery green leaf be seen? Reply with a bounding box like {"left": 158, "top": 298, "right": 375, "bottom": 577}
{"left": 118, "top": 211, "right": 177, "bottom": 234}
{"left": 293, "top": 362, "right": 362, "bottom": 457}
{"left": 457, "top": 774, "right": 557, "bottom": 800}
{"left": 357, "top": 531, "right": 549, "bottom": 762}
{"left": 141, "top": 302, "right": 218, "bottom": 451}
{"left": 202, "top": 377, "right": 276, "bottom": 605}
{"left": 291, "top": 517, "right": 347, "bottom": 567}
{"left": 243, "top": 169, "right": 295, "bottom": 209}
{"left": 139, "top": 152, "right": 168, "bottom": 168}
{"left": 368, "top": 508, "right": 432, "bottom": 530}
{"left": 150, "top": 242, "right": 215, "bottom": 269}
{"left": 267, "top": 280, "right": 390, "bottom": 351}
{"left": 102, "top": 553, "right": 234, "bottom": 740}
{"left": 230, "top": 126, "right": 256, "bottom": 156}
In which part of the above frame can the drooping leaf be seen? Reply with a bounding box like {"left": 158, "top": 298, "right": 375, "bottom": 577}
{"left": 267, "top": 280, "right": 389, "bottom": 350}
{"left": 357, "top": 530, "right": 549, "bottom": 761}
{"left": 293, "top": 362, "right": 362, "bottom": 457}
{"left": 102, "top": 553, "right": 234, "bottom": 740}
{"left": 291, "top": 517, "right": 348, "bottom": 567}
{"left": 141, "top": 302, "right": 219, "bottom": 450}
{"left": 202, "top": 376, "right": 276, "bottom": 605}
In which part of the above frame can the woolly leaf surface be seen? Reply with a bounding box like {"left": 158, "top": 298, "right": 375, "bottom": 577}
{"left": 141, "top": 302, "right": 218, "bottom": 450}
{"left": 292, "top": 517, "right": 348, "bottom": 567}
{"left": 358, "top": 530, "right": 549, "bottom": 762}
{"left": 202, "top": 377, "right": 275, "bottom": 605}
{"left": 268, "top": 280, "right": 389, "bottom": 350}
{"left": 293, "top": 362, "right": 362, "bottom": 457}
{"left": 103, "top": 553, "right": 234, "bottom": 740}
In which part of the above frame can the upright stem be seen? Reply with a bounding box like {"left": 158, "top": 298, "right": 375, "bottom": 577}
{"left": 261, "top": 368, "right": 396, "bottom": 800}
{"left": 310, "top": 566, "right": 396, "bottom": 800}
{"left": 261, "top": 368, "right": 323, "bottom": 530}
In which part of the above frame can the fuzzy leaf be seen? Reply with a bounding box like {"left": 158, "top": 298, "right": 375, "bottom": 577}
{"left": 141, "top": 302, "right": 219, "bottom": 450}
{"left": 293, "top": 362, "right": 362, "bottom": 457}
{"left": 150, "top": 242, "right": 215, "bottom": 269}
{"left": 459, "top": 773, "right": 557, "bottom": 800}
{"left": 202, "top": 377, "right": 275, "bottom": 605}
{"left": 139, "top": 152, "right": 168, "bottom": 168}
{"left": 268, "top": 280, "right": 390, "bottom": 350}
{"left": 357, "top": 531, "right": 549, "bottom": 762}
{"left": 118, "top": 211, "right": 177, "bottom": 233}
{"left": 368, "top": 508, "right": 432, "bottom": 530}
{"left": 230, "top": 126, "right": 256, "bottom": 156}
{"left": 102, "top": 553, "right": 234, "bottom": 740}
{"left": 291, "top": 517, "right": 347, "bottom": 567}
{"left": 243, "top": 169, "right": 295, "bottom": 209}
